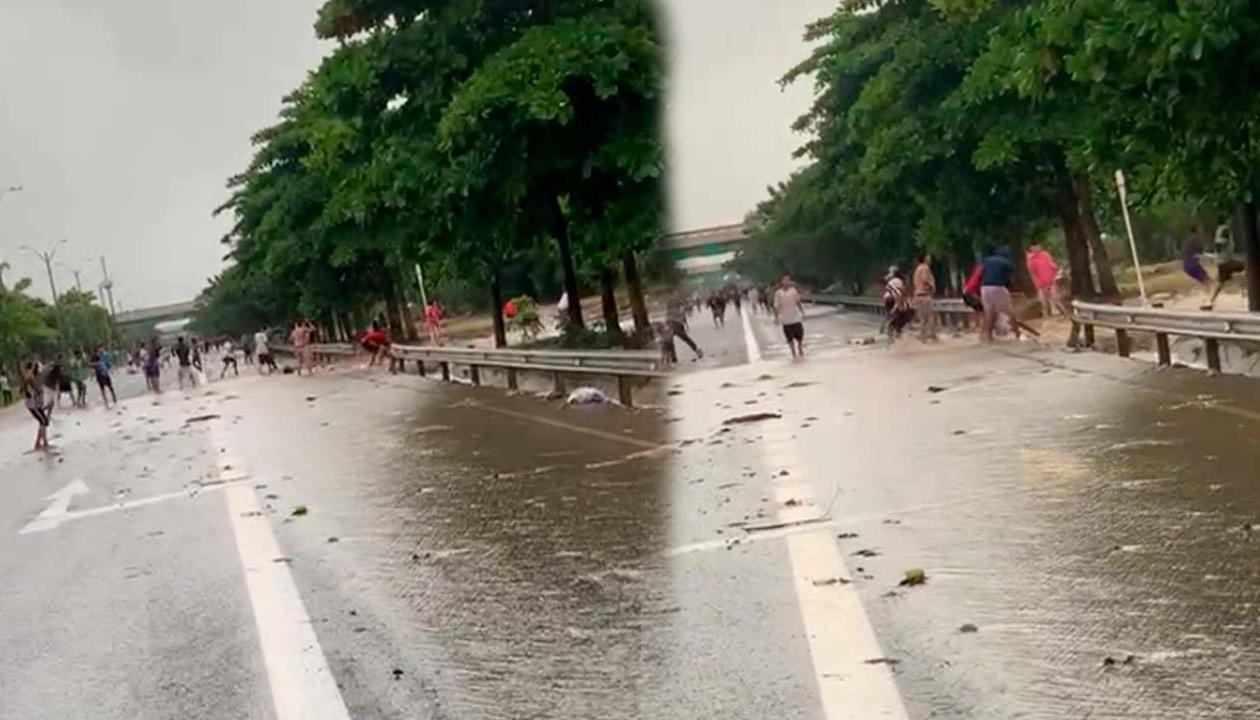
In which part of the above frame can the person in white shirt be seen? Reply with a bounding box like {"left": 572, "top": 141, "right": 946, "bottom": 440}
{"left": 254, "top": 330, "right": 276, "bottom": 374}
{"left": 773, "top": 274, "right": 806, "bottom": 359}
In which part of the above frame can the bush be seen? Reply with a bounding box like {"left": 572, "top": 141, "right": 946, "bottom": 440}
{"left": 506, "top": 295, "right": 543, "bottom": 341}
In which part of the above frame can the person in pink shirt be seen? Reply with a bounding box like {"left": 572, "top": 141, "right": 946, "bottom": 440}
{"left": 1026, "top": 243, "right": 1062, "bottom": 318}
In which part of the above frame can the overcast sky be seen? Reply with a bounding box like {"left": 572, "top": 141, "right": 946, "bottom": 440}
{"left": 0, "top": 0, "right": 833, "bottom": 309}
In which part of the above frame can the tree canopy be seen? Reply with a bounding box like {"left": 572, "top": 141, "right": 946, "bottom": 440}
{"left": 739, "top": 0, "right": 1260, "bottom": 309}
{"left": 198, "top": 0, "right": 667, "bottom": 345}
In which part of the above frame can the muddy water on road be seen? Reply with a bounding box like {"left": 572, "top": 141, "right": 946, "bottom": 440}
{"left": 795, "top": 345, "right": 1260, "bottom": 719}
{"left": 368, "top": 389, "right": 673, "bottom": 718}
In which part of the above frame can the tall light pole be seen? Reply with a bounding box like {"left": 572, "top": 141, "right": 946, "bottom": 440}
{"left": 0, "top": 184, "right": 23, "bottom": 291}
{"left": 20, "top": 238, "right": 67, "bottom": 305}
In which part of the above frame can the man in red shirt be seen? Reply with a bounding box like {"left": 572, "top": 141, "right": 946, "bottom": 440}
{"left": 424, "top": 303, "right": 444, "bottom": 346}
{"left": 360, "top": 322, "right": 391, "bottom": 367}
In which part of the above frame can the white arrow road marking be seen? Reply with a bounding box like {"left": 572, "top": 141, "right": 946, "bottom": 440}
{"left": 20, "top": 478, "right": 90, "bottom": 534}
{"left": 18, "top": 480, "right": 247, "bottom": 535}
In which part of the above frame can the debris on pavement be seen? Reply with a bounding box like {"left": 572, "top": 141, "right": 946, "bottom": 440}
{"left": 852, "top": 548, "right": 880, "bottom": 557}
{"left": 899, "top": 568, "right": 927, "bottom": 586}
{"left": 290, "top": 505, "right": 308, "bottom": 517}
{"left": 836, "top": 532, "right": 859, "bottom": 540}
{"left": 1103, "top": 655, "right": 1137, "bottom": 667}
{"left": 722, "top": 412, "right": 781, "bottom": 425}
{"left": 864, "top": 657, "right": 900, "bottom": 666}
{"left": 784, "top": 498, "right": 802, "bottom": 507}
{"left": 566, "top": 387, "right": 609, "bottom": 405}
{"left": 184, "top": 414, "right": 221, "bottom": 424}
{"left": 811, "top": 577, "right": 851, "bottom": 587}
{"left": 959, "top": 623, "right": 979, "bottom": 634}
{"left": 392, "top": 668, "right": 404, "bottom": 680}
{"left": 327, "top": 536, "right": 339, "bottom": 543}
{"left": 926, "top": 385, "right": 948, "bottom": 393}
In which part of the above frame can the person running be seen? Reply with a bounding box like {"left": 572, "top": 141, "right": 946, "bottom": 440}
{"left": 359, "top": 321, "right": 392, "bottom": 367}
{"left": 708, "top": 293, "right": 727, "bottom": 328}
{"left": 143, "top": 340, "right": 162, "bottom": 393}
{"left": 22, "top": 362, "right": 51, "bottom": 452}
{"left": 221, "top": 340, "right": 240, "bottom": 378}
{"left": 174, "top": 336, "right": 197, "bottom": 389}
{"left": 92, "top": 346, "right": 118, "bottom": 407}
{"left": 667, "top": 295, "right": 704, "bottom": 361}
{"left": 979, "top": 247, "right": 1020, "bottom": 342}
{"left": 192, "top": 343, "right": 204, "bottom": 376}
{"left": 1182, "top": 226, "right": 1211, "bottom": 290}
{"left": 69, "top": 350, "right": 88, "bottom": 408}
{"left": 44, "top": 355, "right": 73, "bottom": 409}
{"left": 773, "top": 273, "right": 806, "bottom": 359}
{"left": 290, "top": 320, "right": 313, "bottom": 376}
{"left": 254, "top": 329, "right": 277, "bottom": 374}
{"left": 912, "top": 252, "right": 937, "bottom": 341}
{"left": 1209, "top": 225, "right": 1245, "bottom": 308}
{"left": 425, "top": 302, "right": 445, "bottom": 345}
{"left": 1025, "top": 243, "right": 1062, "bottom": 318}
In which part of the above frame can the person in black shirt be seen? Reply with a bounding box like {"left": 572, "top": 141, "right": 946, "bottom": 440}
{"left": 174, "top": 336, "right": 198, "bottom": 389}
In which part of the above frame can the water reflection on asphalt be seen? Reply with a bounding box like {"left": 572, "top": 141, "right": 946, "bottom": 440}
{"left": 373, "top": 387, "right": 672, "bottom": 718}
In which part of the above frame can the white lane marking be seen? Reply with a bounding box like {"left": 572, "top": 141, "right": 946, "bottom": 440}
{"left": 787, "top": 528, "right": 908, "bottom": 718}
{"left": 740, "top": 304, "right": 763, "bottom": 364}
{"left": 769, "top": 463, "right": 908, "bottom": 718}
{"left": 19, "top": 478, "right": 89, "bottom": 534}
{"left": 460, "top": 399, "right": 662, "bottom": 450}
{"left": 212, "top": 446, "right": 351, "bottom": 720}
{"left": 19, "top": 481, "right": 246, "bottom": 535}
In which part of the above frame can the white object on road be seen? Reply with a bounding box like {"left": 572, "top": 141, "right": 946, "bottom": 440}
{"left": 566, "top": 386, "right": 609, "bottom": 405}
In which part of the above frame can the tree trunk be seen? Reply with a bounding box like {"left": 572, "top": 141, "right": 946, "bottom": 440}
{"left": 1075, "top": 173, "right": 1119, "bottom": 298}
{"left": 622, "top": 251, "right": 650, "bottom": 336}
{"left": 382, "top": 277, "right": 403, "bottom": 341}
{"left": 1008, "top": 236, "right": 1037, "bottom": 298}
{"left": 490, "top": 269, "right": 508, "bottom": 348}
{"left": 1055, "top": 165, "right": 1098, "bottom": 300}
{"left": 397, "top": 276, "right": 418, "bottom": 342}
{"left": 1243, "top": 196, "right": 1260, "bottom": 312}
{"left": 552, "top": 199, "right": 584, "bottom": 330}
{"left": 599, "top": 267, "right": 624, "bottom": 346}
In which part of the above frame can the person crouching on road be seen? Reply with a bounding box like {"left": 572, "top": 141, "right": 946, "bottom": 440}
{"left": 360, "top": 322, "right": 391, "bottom": 368}
{"left": 883, "top": 266, "right": 914, "bottom": 340}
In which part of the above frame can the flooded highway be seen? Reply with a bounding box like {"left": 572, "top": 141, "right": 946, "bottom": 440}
{"left": 3, "top": 307, "right": 1260, "bottom": 718}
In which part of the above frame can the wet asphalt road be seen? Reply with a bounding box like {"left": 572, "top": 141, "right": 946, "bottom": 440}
{"left": 3, "top": 309, "right": 1260, "bottom": 718}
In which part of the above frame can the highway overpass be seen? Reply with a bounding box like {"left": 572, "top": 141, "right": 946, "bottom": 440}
{"left": 661, "top": 223, "right": 747, "bottom": 277}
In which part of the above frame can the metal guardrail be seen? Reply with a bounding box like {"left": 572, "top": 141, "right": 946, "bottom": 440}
{"left": 301, "top": 341, "right": 665, "bottom": 406}
{"left": 1071, "top": 301, "right": 1260, "bottom": 371}
{"left": 805, "top": 293, "right": 975, "bottom": 325}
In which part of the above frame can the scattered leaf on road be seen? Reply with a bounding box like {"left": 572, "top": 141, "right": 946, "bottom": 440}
{"left": 290, "top": 505, "right": 308, "bottom": 517}
{"left": 899, "top": 568, "right": 927, "bottom": 586}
